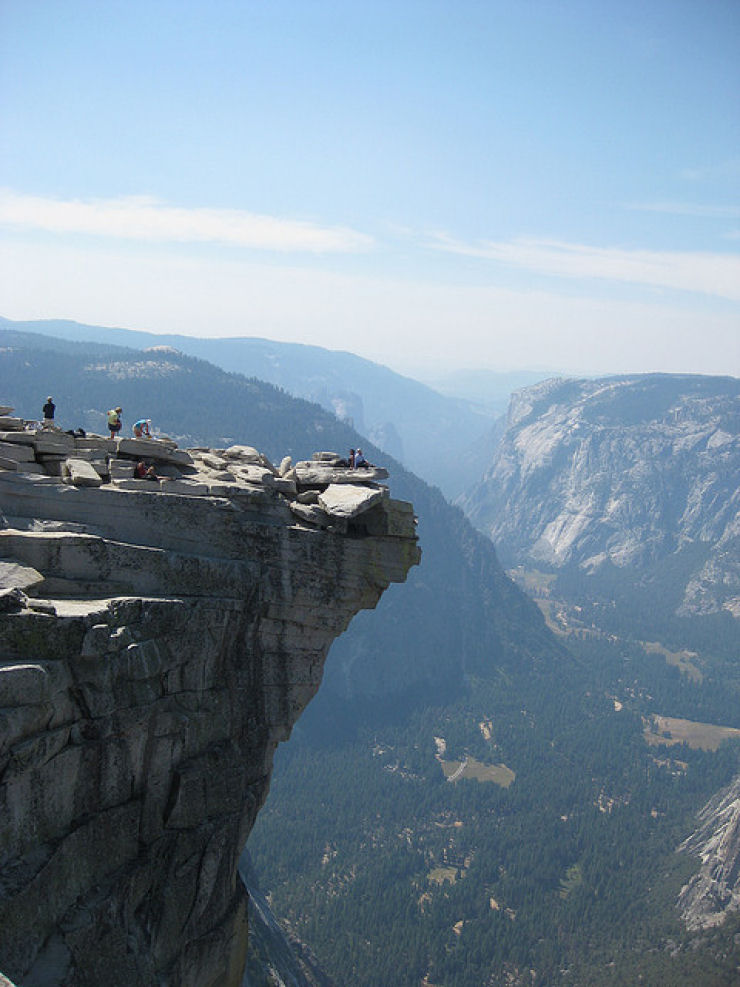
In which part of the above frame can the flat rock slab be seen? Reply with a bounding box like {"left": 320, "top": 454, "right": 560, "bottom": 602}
{"left": 0, "top": 456, "right": 18, "bottom": 471}
{"left": 112, "top": 479, "right": 162, "bottom": 491}
{"left": 158, "top": 479, "right": 209, "bottom": 496}
{"left": 318, "top": 483, "right": 384, "bottom": 520}
{"left": 0, "top": 441, "right": 34, "bottom": 462}
{"left": 294, "top": 463, "right": 389, "bottom": 485}
{"left": 74, "top": 436, "right": 117, "bottom": 453}
{"left": 33, "top": 432, "right": 75, "bottom": 455}
{"left": 0, "top": 559, "right": 45, "bottom": 592}
{"left": 62, "top": 459, "right": 103, "bottom": 488}
{"left": 0, "top": 432, "right": 36, "bottom": 446}
{"left": 116, "top": 438, "right": 193, "bottom": 466}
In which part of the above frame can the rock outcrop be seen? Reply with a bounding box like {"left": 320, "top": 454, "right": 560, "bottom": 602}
{"left": 460, "top": 374, "right": 740, "bottom": 617}
{"left": 0, "top": 418, "right": 419, "bottom": 986}
{"left": 677, "top": 773, "right": 740, "bottom": 930}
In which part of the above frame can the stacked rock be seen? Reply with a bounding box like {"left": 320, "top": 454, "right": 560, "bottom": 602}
{"left": 0, "top": 404, "right": 415, "bottom": 540}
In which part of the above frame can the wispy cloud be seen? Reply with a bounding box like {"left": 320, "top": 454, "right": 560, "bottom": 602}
{"left": 425, "top": 233, "right": 740, "bottom": 302}
{"left": 0, "top": 190, "right": 374, "bottom": 253}
{"left": 626, "top": 201, "right": 740, "bottom": 219}
{"left": 680, "top": 159, "right": 740, "bottom": 183}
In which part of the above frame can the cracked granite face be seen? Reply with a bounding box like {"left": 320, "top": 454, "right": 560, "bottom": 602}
{"left": 461, "top": 375, "right": 740, "bottom": 618}
{"left": 0, "top": 426, "right": 419, "bottom": 987}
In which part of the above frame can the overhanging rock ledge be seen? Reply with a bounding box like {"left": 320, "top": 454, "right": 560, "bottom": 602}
{"left": 0, "top": 433, "right": 419, "bottom": 987}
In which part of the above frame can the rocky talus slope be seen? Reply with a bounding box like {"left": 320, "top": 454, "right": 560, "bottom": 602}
{"left": 677, "top": 773, "right": 740, "bottom": 930}
{"left": 460, "top": 374, "right": 740, "bottom": 617}
{"left": 0, "top": 413, "right": 419, "bottom": 986}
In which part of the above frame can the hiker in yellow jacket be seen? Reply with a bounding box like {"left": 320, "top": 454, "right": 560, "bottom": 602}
{"left": 107, "top": 406, "right": 122, "bottom": 438}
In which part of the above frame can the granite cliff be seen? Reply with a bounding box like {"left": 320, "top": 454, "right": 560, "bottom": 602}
{"left": 0, "top": 415, "right": 419, "bottom": 986}
{"left": 677, "top": 772, "right": 740, "bottom": 932}
{"left": 461, "top": 374, "right": 740, "bottom": 619}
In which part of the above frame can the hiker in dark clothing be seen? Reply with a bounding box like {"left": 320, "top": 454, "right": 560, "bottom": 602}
{"left": 42, "top": 397, "right": 55, "bottom": 427}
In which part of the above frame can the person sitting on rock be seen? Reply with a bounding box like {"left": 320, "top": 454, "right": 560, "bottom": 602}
{"left": 134, "top": 460, "right": 158, "bottom": 480}
{"left": 107, "top": 407, "right": 123, "bottom": 438}
{"left": 354, "top": 448, "right": 367, "bottom": 468}
{"left": 42, "top": 396, "right": 55, "bottom": 428}
{"left": 132, "top": 418, "right": 151, "bottom": 438}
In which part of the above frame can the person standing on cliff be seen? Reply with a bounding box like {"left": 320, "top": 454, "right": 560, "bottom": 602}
{"left": 42, "top": 396, "right": 55, "bottom": 428}
{"left": 107, "top": 406, "right": 123, "bottom": 438}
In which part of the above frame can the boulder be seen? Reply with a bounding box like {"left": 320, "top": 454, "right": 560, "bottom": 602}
{"left": 0, "top": 560, "right": 45, "bottom": 593}
{"left": 62, "top": 459, "right": 104, "bottom": 488}
{"left": 279, "top": 456, "right": 292, "bottom": 476}
{"left": 223, "top": 445, "right": 262, "bottom": 463}
{"left": 233, "top": 464, "right": 275, "bottom": 487}
{"left": 297, "top": 490, "right": 319, "bottom": 504}
{"left": 318, "top": 483, "right": 385, "bottom": 520}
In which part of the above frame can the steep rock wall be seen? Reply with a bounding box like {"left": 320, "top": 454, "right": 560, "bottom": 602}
{"left": 0, "top": 455, "right": 418, "bottom": 986}
{"left": 460, "top": 374, "right": 740, "bottom": 617}
{"left": 677, "top": 772, "right": 740, "bottom": 931}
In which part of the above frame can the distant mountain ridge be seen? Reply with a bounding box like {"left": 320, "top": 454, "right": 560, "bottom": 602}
{"left": 460, "top": 373, "right": 740, "bottom": 624}
{"left": 0, "top": 316, "right": 496, "bottom": 498}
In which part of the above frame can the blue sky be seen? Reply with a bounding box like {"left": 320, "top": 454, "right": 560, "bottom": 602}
{"left": 0, "top": 0, "right": 738, "bottom": 376}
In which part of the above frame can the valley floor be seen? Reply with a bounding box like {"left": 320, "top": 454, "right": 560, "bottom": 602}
{"left": 249, "top": 576, "right": 740, "bottom": 986}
